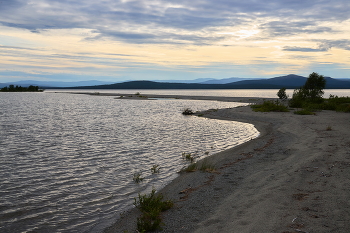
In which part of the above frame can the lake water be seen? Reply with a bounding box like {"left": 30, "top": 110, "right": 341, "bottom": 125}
{"left": 0, "top": 91, "right": 261, "bottom": 233}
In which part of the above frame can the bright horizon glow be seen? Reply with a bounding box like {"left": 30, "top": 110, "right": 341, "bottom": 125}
{"left": 1, "top": 0, "right": 350, "bottom": 82}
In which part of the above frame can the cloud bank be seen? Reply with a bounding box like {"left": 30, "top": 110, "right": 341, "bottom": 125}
{"left": 1, "top": 0, "right": 350, "bottom": 81}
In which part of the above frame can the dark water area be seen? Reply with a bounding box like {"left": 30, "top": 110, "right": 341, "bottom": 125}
{"left": 0, "top": 92, "right": 259, "bottom": 232}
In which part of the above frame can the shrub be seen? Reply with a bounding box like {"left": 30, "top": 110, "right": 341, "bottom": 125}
{"left": 290, "top": 72, "right": 326, "bottom": 108}
{"left": 251, "top": 100, "right": 289, "bottom": 112}
{"left": 326, "top": 95, "right": 350, "bottom": 112}
{"left": 182, "top": 108, "right": 194, "bottom": 115}
{"left": 277, "top": 87, "right": 288, "bottom": 100}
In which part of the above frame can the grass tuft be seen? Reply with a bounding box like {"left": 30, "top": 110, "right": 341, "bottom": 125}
{"left": 182, "top": 152, "right": 195, "bottom": 163}
{"left": 133, "top": 172, "right": 144, "bottom": 183}
{"left": 150, "top": 165, "right": 160, "bottom": 174}
{"left": 134, "top": 189, "right": 173, "bottom": 232}
{"left": 199, "top": 162, "right": 216, "bottom": 173}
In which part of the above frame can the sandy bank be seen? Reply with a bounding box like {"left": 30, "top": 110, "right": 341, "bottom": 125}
{"left": 105, "top": 99, "right": 350, "bottom": 233}
{"left": 65, "top": 92, "right": 271, "bottom": 103}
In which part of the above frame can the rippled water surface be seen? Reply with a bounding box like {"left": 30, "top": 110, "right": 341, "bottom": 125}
{"left": 0, "top": 92, "right": 259, "bottom": 233}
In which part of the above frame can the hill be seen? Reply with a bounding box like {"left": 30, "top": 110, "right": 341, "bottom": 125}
{"left": 59, "top": 74, "right": 350, "bottom": 89}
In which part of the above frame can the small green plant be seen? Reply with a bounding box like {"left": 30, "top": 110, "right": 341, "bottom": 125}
{"left": 181, "top": 163, "right": 198, "bottom": 172}
{"left": 151, "top": 165, "right": 160, "bottom": 174}
{"left": 326, "top": 125, "right": 332, "bottom": 131}
{"left": 199, "top": 162, "right": 216, "bottom": 172}
{"left": 251, "top": 100, "right": 289, "bottom": 112}
{"left": 134, "top": 189, "right": 173, "bottom": 232}
{"left": 182, "top": 152, "right": 195, "bottom": 163}
{"left": 135, "top": 92, "right": 141, "bottom": 95}
{"left": 182, "top": 108, "right": 194, "bottom": 115}
{"left": 133, "top": 172, "right": 144, "bottom": 183}
{"left": 294, "top": 109, "right": 315, "bottom": 115}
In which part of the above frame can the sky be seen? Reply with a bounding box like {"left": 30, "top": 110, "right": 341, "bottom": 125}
{"left": 1, "top": 0, "right": 350, "bottom": 83}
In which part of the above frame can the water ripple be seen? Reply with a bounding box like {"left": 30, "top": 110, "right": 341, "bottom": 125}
{"left": 0, "top": 92, "right": 259, "bottom": 232}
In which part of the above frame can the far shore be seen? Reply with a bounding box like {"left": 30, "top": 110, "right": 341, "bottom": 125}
{"left": 59, "top": 91, "right": 274, "bottom": 103}
{"left": 102, "top": 94, "right": 350, "bottom": 232}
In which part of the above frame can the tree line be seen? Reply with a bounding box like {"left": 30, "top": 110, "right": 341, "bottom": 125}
{"left": 0, "top": 85, "right": 43, "bottom": 92}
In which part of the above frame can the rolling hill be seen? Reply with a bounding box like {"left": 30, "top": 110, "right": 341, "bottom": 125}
{"left": 61, "top": 74, "right": 350, "bottom": 89}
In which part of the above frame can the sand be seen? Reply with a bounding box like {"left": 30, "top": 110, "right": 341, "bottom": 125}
{"left": 104, "top": 96, "right": 350, "bottom": 233}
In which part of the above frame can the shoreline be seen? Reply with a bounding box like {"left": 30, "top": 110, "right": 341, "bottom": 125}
{"left": 105, "top": 97, "right": 350, "bottom": 232}
{"left": 58, "top": 92, "right": 272, "bottom": 103}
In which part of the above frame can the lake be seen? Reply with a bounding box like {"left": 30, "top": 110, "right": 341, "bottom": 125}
{"left": 0, "top": 91, "right": 261, "bottom": 233}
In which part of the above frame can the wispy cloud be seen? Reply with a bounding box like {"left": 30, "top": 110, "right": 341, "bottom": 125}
{"left": 1, "top": 0, "right": 350, "bottom": 81}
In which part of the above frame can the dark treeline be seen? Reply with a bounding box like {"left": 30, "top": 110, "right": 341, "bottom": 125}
{"left": 1, "top": 85, "right": 42, "bottom": 92}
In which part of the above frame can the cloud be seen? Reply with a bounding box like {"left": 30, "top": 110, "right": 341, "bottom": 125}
{"left": 283, "top": 45, "right": 329, "bottom": 52}
{"left": 260, "top": 21, "right": 335, "bottom": 38}
{"left": 318, "top": 39, "right": 350, "bottom": 51}
{"left": 1, "top": 0, "right": 349, "bottom": 45}
{"left": 283, "top": 39, "right": 350, "bottom": 52}
{"left": 0, "top": 45, "right": 42, "bottom": 51}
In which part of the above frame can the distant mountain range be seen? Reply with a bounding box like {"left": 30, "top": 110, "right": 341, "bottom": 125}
{"left": 2, "top": 74, "right": 350, "bottom": 89}
{"left": 0, "top": 77, "right": 251, "bottom": 88}
{"left": 153, "top": 77, "right": 250, "bottom": 84}
{"left": 0, "top": 80, "right": 114, "bottom": 88}
{"left": 57, "top": 74, "right": 350, "bottom": 89}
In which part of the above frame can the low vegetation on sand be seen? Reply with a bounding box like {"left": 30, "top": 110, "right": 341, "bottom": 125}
{"left": 252, "top": 72, "right": 350, "bottom": 114}
{"left": 134, "top": 189, "right": 174, "bottom": 232}
{"left": 182, "top": 108, "right": 195, "bottom": 115}
{"left": 251, "top": 100, "right": 289, "bottom": 112}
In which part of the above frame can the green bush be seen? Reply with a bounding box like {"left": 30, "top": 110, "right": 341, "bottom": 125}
{"left": 251, "top": 100, "right": 289, "bottom": 112}
{"left": 326, "top": 96, "right": 350, "bottom": 112}
{"left": 277, "top": 87, "right": 288, "bottom": 100}
{"left": 182, "top": 108, "right": 194, "bottom": 115}
{"left": 289, "top": 72, "right": 326, "bottom": 108}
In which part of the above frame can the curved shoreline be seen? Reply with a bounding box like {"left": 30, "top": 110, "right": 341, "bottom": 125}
{"left": 105, "top": 98, "right": 350, "bottom": 232}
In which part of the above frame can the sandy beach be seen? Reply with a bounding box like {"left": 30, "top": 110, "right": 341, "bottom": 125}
{"left": 104, "top": 96, "right": 350, "bottom": 233}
